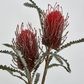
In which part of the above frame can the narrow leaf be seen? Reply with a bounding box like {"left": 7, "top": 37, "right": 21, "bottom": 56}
{"left": 24, "top": 2, "right": 35, "bottom": 8}
{"left": 3, "top": 43, "right": 13, "bottom": 48}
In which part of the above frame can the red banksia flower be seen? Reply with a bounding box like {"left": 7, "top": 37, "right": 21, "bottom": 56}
{"left": 42, "top": 3, "right": 69, "bottom": 49}
{"left": 15, "top": 23, "right": 38, "bottom": 72}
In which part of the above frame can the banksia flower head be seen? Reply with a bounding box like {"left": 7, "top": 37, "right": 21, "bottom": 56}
{"left": 15, "top": 23, "right": 38, "bottom": 72}
{"left": 42, "top": 3, "right": 69, "bottom": 50}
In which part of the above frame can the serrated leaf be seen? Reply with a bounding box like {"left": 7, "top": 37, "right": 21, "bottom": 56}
{"left": 0, "top": 65, "right": 25, "bottom": 76}
{"left": 50, "top": 52, "right": 71, "bottom": 73}
{"left": 0, "top": 65, "right": 27, "bottom": 83}
{"left": 0, "top": 50, "right": 16, "bottom": 56}
{"left": 56, "top": 55, "right": 71, "bottom": 73}
{"left": 57, "top": 38, "right": 84, "bottom": 52}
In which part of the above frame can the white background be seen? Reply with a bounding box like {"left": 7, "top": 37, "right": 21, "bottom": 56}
{"left": 0, "top": 0, "right": 84, "bottom": 84}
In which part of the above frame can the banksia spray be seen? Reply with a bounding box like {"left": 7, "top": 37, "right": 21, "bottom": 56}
{"left": 0, "top": 1, "right": 84, "bottom": 84}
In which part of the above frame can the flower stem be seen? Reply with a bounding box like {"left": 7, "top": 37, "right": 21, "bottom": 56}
{"left": 25, "top": 68, "right": 32, "bottom": 84}
{"left": 41, "top": 48, "right": 51, "bottom": 84}
{"left": 41, "top": 57, "right": 48, "bottom": 84}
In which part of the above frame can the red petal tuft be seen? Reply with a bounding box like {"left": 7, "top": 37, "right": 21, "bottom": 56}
{"left": 42, "top": 4, "right": 66, "bottom": 49}
{"left": 15, "top": 26, "right": 38, "bottom": 72}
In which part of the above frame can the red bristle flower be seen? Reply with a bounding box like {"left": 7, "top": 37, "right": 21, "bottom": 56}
{"left": 42, "top": 3, "right": 69, "bottom": 49}
{"left": 15, "top": 24, "right": 38, "bottom": 72}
